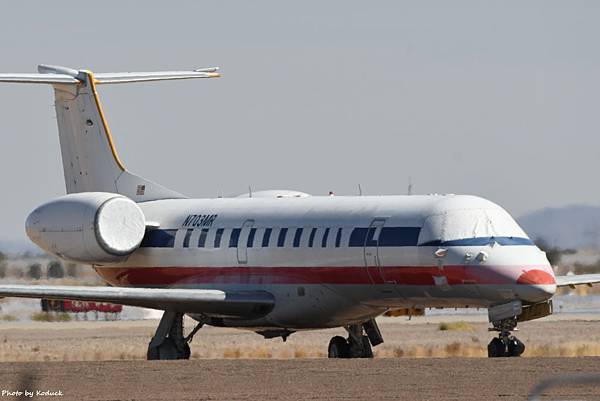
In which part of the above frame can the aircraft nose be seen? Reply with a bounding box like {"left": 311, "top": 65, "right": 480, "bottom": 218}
{"left": 516, "top": 269, "right": 556, "bottom": 302}
{"left": 25, "top": 208, "right": 41, "bottom": 242}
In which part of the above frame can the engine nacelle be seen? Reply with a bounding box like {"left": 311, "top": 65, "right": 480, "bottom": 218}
{"left": 26, "top": 192, "right": 146, "bottom": 264}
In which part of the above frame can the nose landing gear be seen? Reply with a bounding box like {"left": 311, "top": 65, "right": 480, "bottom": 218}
{"left": 487, "top": 317, "right": 525, "bottom": 357}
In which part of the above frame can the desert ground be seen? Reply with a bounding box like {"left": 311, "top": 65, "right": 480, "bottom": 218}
{"left": 0, "top": 315, "right": 598, "bottom": 399}
{"left": 0, "top": 357, "right": 599, "bottom": 400}
{"left": 0, "top": 313, "right": 599, "bottom": 361}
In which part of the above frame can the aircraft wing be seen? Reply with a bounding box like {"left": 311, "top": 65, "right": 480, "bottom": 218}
{"left": 555, "top": 274, "right": 600, "bottom": 288}
{"left": 0, "top": 285, "right": 274, "bottom": 319}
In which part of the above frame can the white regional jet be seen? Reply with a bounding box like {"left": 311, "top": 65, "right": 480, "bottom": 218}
{"left": 0, "top": 65, "right": 599, "bottom": 359}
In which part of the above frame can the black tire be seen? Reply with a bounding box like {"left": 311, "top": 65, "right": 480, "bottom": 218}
{"left": 328, "top": 336, "right": 350, "bottom": 358}
{"left": 487, "top": 337, "right": 506, "bottom": 358}
{"left": 147, "top": 339, "right": 190, "bottom": 360}
{"left": 182, "top": 342, "right": 191, "bottom": 360}
{"left": 147, "top": 345, "right": 159, "bottom": 360}
{"left": 360, "top": 336, "right": 374, "bottom": 358}
{"left": 158, "top": 337, "right": 180, "bottom": 360}
{"left": 507, "top": 337, "right": 525, "bottom": 357}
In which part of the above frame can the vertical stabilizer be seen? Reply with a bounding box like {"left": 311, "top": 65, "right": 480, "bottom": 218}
{"left": 0, "top": 64, "right": 220, "bottom": 202}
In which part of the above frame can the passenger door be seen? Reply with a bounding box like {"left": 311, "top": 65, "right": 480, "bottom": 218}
{"left": 237, "top": 220, "right": 254, "bottom": 264}
{"left": 364, "top": 218, "right": 386, "bottom": 283}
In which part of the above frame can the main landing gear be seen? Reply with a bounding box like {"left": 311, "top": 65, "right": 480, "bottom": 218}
{"left": 328, "top": 319, "right": 384, "bottom": 358}
{"left": 487, "top": 316, "right": 525, "bottom": 358}
{"left": 147, "top": 311, "right": 204, "bottom": 360}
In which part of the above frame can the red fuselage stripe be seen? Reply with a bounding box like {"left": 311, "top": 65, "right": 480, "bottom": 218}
{"left": 94, "top": 265, "right": 556, "bottom": 287}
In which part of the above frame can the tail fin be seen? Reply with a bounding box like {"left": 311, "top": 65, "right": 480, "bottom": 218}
{"left": 0, "top": 64, "right": 220, "bottom": 202}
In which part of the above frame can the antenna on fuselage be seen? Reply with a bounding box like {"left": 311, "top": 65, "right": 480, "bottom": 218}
{"left": 248, "top": 186, "right": 253, "bottom": 198}
{"left": 358, "top": 184, "right": 363, "bottom": 196}
{"left": 407, "top": 176, "right": 413, "bottom": 195}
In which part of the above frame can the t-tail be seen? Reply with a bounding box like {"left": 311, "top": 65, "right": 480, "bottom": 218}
{"left": 0, "top": 64, "right": 220, "bottom": 202}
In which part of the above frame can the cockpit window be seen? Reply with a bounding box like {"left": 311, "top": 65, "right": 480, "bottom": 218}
{"left": 418, "top": 208, "right": 531, "bottom": 246}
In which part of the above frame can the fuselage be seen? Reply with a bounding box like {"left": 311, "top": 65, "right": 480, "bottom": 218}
{"left": 92, "top": 193, "right": 556, "bottom": 330}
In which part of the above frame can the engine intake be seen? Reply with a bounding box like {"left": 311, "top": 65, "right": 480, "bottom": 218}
{"left": 26, "top": 192, "right": 146, "bottom": 263}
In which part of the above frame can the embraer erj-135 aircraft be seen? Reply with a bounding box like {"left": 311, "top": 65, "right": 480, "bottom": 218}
{"left": 0, "top": 65, "right": 598, "bottom": 359}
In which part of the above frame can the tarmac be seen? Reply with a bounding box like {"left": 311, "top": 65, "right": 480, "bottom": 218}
{"left": 0, "top": 314, "right": 598, "bottom": 399}
{"left": 0, "top": 358, "right": 599, "bottom": 400}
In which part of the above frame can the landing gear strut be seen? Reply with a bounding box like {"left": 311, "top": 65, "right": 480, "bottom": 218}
{"left": 328, "top": 319, "right": 383, "bottom": 359}
{"left": 487, "top": 317, "right": 525, "bottom": 358}
{"left": 147, "top": 311, "right": 203, "bottom": 360}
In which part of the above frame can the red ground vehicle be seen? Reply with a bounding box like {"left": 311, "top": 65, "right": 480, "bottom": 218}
{"left": 41, "top": 299, "right": 122, "bottom": 319}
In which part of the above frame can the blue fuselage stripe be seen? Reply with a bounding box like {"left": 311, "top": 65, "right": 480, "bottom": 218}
{"left": 139, "top": 229, "right": 533, "bottom": 249}
{"left": 418, "top": 237, "right": 534, "bottom": 247}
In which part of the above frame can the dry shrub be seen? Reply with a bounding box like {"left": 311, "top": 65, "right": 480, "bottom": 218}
{"left": 293, "top": 348, "right": 308, "bottom": 358}
{"left": 406, "top": 345, "right": 429, "bottom": 358}
{"left": 525, "top": 343, "right": 600, "bottom": 358}
{"left": 222, "top": 348, "right": 242, "bottom": 358}
{"left": 444, "top": 342, "right": 463, "bottom": 356}
{"left": 438, "top": 321, "right": 474, "bottom": 332}
{"left": 374, "top": 341, "right": 600, "bottom": 359}
{"left": 252, "top": 346, "right": 272, "bottom": 358}
{"left": 31, "top": 312, "right": 71, "bottom": 322}
{"left": 391, "top": 347, "right": 405, "bottom": 357}
{"left": 0, "top": 340, "right": 145, "bottom": 362}
{"left": 3, "top": 341, "right": 600, "bottom": 361}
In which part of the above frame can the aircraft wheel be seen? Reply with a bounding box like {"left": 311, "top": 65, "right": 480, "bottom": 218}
{"left": 328, "top": 336, "right": 350, "bottom": 358}
{"left": 147, "top": 345, "right": 159, "bottom": 360}
{"left": 507, "top": 337, "right": 525, "bottom": 357}
{"left": 487, "top": 337, "right": 506, "bottom": 358}
{"left": 157, "top": 337, "right": 179, "bottom": 360}
{"left": 147, "top": 338, "right": 190, "bottom": 360}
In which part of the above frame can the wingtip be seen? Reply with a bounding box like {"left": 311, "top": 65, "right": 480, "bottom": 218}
{"left": 194, "top": 67, "right": 220, "bottom": 73}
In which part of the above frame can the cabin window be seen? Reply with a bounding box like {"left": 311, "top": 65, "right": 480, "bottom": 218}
{"left": 349, "top": 227, "right": 421, "bottom": 247}
{"left": 140, "top": 229, "right": 176, "bottom": 248}
{"left": 349, "top": 228, "right": 368, "bottom": 247}
{"left": 229, "top": 228, "right": 241, "bottom": 247}
{"left": 335, "top": 228, "right": 343, "bottom": 247}
{"left": 308, "top": 228, "right": 317, "bottom": 247}
{"left": 262, "top": 228, "right": 272, "bottom": 247}
{"left": 214, "top": 228, "right": 224, "bottom": 248}
{"left": 379, "top": 227, "right": 421, "bottom": 246}
{"left": 321, "top": 228, "right": 330, "bottom": 247}
{"left": 277, "top": 228, "right": 288, "bottom": 247}
{"left": 182, "top": 229, "right": 193, "bottom": 248}
{"left": 293, "top": 228, "right": 303, "bottom": 248}
{"left": 247, "top": 228, "right": 257, "bottom": 247}
{"left": 197, "top": 228, "right": 209, "bottom": 247}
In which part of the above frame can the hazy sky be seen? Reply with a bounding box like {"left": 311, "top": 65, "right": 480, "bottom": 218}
{"left": 1, "top": 1, "right": 599, "bottom": 243}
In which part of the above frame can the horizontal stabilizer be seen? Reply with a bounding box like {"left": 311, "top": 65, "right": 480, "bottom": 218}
{"left": 0, "top": 64, "right": 219, "bottom": 85}
{"left": 555, "top": 274, "right": 600, "bottom": 288}
{"left": 94, "top": 68, "right": 220, "bottom": 84}
{"left": 0, "top": 73, "right": 79, "bottom": 84}
{"left": 0, "top": 285, "right": 274, "bottom": 318}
